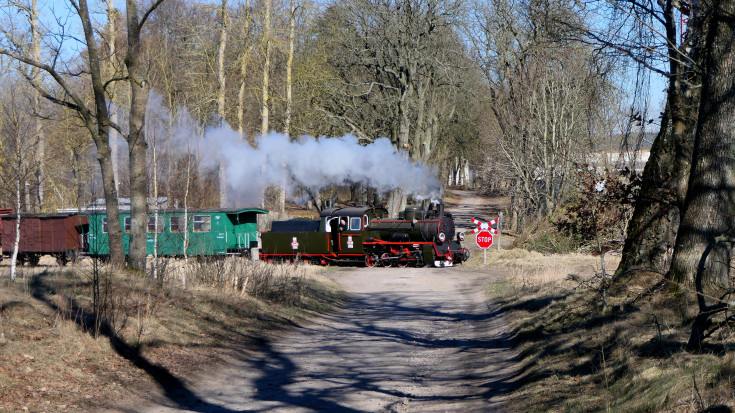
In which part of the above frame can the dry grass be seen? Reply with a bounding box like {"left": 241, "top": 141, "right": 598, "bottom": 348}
{"left": 464, "top": 246, "right": 617, "bottom": 286}
{"left": 476, "top": 249, "right": 735, "bottom": 412}
{"left": 0, "top": 256, "right": 342, "bottom": 412}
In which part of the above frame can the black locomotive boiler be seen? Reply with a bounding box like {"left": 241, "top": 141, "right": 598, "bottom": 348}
{"left": 260, "top": 203, "right": 469, "bottom": 267}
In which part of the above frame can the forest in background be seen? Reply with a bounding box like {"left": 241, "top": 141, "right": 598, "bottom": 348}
{"left": 0, "top": 0, "right": 651, "bottom": 229}
{"left": 5, "top": 0, "right": 735, "bottom": 350}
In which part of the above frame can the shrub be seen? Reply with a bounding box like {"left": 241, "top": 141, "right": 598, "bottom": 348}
{"left": 554, "top": 166, "right": 640, "bottom": 253}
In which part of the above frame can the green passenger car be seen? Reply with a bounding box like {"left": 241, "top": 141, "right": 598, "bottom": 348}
{"left": 86, "top": 208, "right": 268, "bottom": 257}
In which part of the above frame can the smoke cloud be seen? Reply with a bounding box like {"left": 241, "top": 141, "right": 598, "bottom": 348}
{"left": 146, "top": 93, "right": 441, "bottom": 208}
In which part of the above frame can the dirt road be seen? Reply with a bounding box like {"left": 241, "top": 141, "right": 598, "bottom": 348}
{"left": 136, "top": 265, "right": 517, "bottom": 413}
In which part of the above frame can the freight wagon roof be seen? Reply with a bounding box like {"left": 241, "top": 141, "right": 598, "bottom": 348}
{"left": 320, "top": 206, "right": 388, "bottom": 218}
{"left": 0, "top": 212, "right": 86, "bottom": 219}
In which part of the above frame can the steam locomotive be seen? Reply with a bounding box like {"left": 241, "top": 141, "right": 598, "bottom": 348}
{"left": 260, "top": 203, "right": 469, "bottom": 267}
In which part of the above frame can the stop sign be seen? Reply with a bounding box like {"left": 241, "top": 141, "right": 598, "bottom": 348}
{"left": 476, "top": 230, "right": 493, "bottom": 249}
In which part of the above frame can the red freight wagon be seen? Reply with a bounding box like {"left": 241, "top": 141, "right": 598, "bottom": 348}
{"left": 0, "top": 208, "right": 11, "bottom": 262}
{"left": 0, "top": 213, "right": 89, "bottom": 266}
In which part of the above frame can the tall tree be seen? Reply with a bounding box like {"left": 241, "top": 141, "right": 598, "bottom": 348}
{"left": 0, "top": 82, "right": 39, "bottom": 280}
{"left": 260, "top": 0, "right": 272, "bottom": 136}
{"left": 29, "top": 0, "right": 43, "bottom": 212}
{"left": 125, "top": 0, "right": 164, "bottom": 271}
{"left": 0, "top": 0, "right": 165, "bottom": 270}
{"left": 217, "top": 0, "right": 229, "bottom": 207}
{"left": 667, "top": 0, "right": 735, "bottom": 286}
{"left": 236, "top": 0, "right": 254, "bottom": 142}
{"left": 589, "top": 0, "right": 702, "bottom": 277}
{"left": 284, "top": 0, "right": 296, "bottom": 138}
{"left": 105, "top": 0, "right": 122, "bottom": 195}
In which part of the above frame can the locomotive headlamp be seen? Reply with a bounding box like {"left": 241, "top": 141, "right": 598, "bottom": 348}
{"left": 457, "top": 232, "right": 465, "bottom": 241}
{"left": 438, "top": 232, "right": 446, "bottom": 242}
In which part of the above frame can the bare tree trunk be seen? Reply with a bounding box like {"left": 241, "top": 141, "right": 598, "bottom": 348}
{"left": 79, "top": 0, "right": 126, "bottom": 268}
{"left": 616, "top": 0, "right": 699, "bottom": 278}
{"left": 217, "top": 0, "right": 228, "bottom": 123}
{"left": 10, "top": 152, "right": 22, "bottom": 283}
{"left": 125, "top": 0, "right": 151, "bottom": 272}
{"left": 260, "top": 0, "right": 272, "bottom": 136}
{"left": 270, "top": 0, "right": 297, "bottom": 216}
{"left": 237, "top": 0, "right": 252, "bottom": 143}
{"left": 218, "top": 0, "right": 229, "bottom": 208}
{"left": 151, "top": 130, "right": 159, "bottom": 279}
{"left": 668, "top": 0, "right": 735, "bottom": 286}
{"left": 386, "top": 188, "right": 406, "bottom": 218}
{"left": 31, "top": 0, "right": 43, "bottom": 212}
{"left": 183, "top": 153, "right": 191, "bottom": 270}
{"left": 107, "top": 0, "right": 121, "bottom": 195}
{"left": 284, "top": 0, "right": 296, "bottom": 138}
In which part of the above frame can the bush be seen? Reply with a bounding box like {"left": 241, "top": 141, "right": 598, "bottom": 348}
{"left": 176, "top": 257, "right": 310, "bottom": 306}
{"left": 519, "top": 220, "right": 581, "bottom": 254}
{"left": 554, "top": 167, "right": 640, "bottom": 253}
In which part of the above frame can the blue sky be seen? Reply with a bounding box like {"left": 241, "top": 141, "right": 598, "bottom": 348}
{"left": 39, "top": 0, "right": 670, "bottom": 131}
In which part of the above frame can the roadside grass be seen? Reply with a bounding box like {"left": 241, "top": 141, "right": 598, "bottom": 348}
{"left": 476, "top": 248, "right": 735, "bottom": 412}
{"left": 0, "top": 257, "right": 342, "bottom": 412}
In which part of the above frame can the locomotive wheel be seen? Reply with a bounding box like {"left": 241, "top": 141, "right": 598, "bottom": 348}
{"left": 365, "top": 254, "right": 379, "bottom": 267}
{"left": 396, "top": 257, "right": 408, "bottom": 268}
{"left": 380, "top": 253, "right": 393, "bottom": 267}
{"left": 413, "top": 252, "right": 424, "bottom": 267}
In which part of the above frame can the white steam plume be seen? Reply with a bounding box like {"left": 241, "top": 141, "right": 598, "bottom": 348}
{"left": 146, "top": 93, "right": 441, "bottom": 208}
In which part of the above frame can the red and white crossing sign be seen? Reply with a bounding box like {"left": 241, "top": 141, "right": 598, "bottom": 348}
{"left": 471, "top": 218, "right": 498, "bottom": 234}
{"left": 476, "top": 230, "right": 494, "bottom": 249}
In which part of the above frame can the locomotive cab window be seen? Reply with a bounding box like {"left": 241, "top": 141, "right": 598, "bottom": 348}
{"left": 326, "top": 217, "right": 338, "bottom": 232}
{"left": 193, "top": 215, "right": 211, "bottom": 232}
{"left": 148, "top": 216, "right": 164, "bottom": 233}
{"left": 349, "top": 217, "right": 362, "bottom": 231}
{"left": 124, "top": 217, "right": 131, "bottom": 233}
{"left": 102, "top": 217, "right": 108, "bottom": 233}
{"left": 170, "top": 216, "right": 184, "bottom": 232}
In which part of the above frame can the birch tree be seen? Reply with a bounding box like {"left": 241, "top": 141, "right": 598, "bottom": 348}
{"left": 0, "top": 81, "right": 39, "bottom": 280}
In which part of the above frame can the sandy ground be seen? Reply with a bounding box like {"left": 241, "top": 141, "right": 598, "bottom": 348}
{"left": 131, "top": 265, "right": 517, "bottom": 413}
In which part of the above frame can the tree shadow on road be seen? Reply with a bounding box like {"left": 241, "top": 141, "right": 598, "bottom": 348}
{"left": 237, "top": 291, "right": 519, "bottom": 411}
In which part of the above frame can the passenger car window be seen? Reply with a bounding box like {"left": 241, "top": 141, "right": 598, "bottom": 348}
{"left": 170, "top": 216, "right": 184, "bottom": 232}
{"left": 193, "top": 215, "right": 211, "bottom": 232}
{"left": 148, "top": 216, "right": 164, "bottom": 233}
{"left": 124, "top": 217, "right": 131, "bottom": 233}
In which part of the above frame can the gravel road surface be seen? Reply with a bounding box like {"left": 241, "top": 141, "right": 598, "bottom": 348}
{"left": 136, "top": 265, "right": 517, "bottom": 412}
